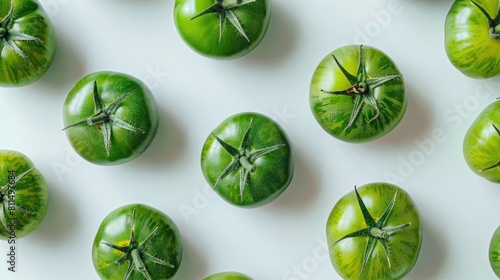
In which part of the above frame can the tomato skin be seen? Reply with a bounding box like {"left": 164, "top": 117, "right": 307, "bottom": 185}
{"left": 0, "top": 150, "right": 48, "bottom": 240}
{"left": 62, "top": 71, "right": 159, "bottom": 165}
{"left": 445, "top": 0, "right": 500, "bottom": 79}
{"left": 203, "top": 272, "right": 253, "bottom": 280}
{"left": 326, "top": 183, "right": 422, "bottom": 280}
{"left": 463, "top": 100, "right": 500, "bottom": 182}
{"left": 201, "top": 112, "right": 293, "bottom": 207}
{"left": 92, "top": 204, "right": 183, "bottom": 280}
{"left": 490, "top": 225, "right": 500, "bottom": 278}
{"left": 174, "top": 0, "right": 271, "bottom": 59}
{"left": 0, "top": 0, "right": 56, "bottom": 87}
{"left": 309, "top": 45, "right": 406, "bottom": 143}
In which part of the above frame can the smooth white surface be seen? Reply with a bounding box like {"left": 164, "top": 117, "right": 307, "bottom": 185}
{"left": 1, "top": 0, "right": 500, "bottom": 279}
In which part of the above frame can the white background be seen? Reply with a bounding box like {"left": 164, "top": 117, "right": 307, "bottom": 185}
{"left": 1, "top": 0, "right": 500, "bottom": 279}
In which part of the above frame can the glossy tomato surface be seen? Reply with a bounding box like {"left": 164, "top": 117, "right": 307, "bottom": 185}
{"left": 201, "top": 112, "right": 293, "bottom": 207}
{"left": 0, "top": 150, "right": 48, "bottom": 240}
{"left": 326, "top": 183, "right": 422, "bottom": 280}
{"left": 463, "top": 99, "right": 500, "bottom": 183}
{"left": 490, "top": 225, "right": 500, "bottom": 278}
{"left": 445, "top": 0, "right": 500, "bottom": 78}
{"left": 0, "top": 0, "right": 56, "bottom": 86}
{"left": 202, "top": 271, "right": 253, "bottom": 280}
{"left": 92, "top": 204, "right": 183, "bottom": 280}
{"left": 310, "top": 45, "right": 406, "bottom": 143}
{"left": 62, "top": 71, "right": 159, "bottom": 165}
{"left": 174, "top": 0, "right": 270, "bottom": 59}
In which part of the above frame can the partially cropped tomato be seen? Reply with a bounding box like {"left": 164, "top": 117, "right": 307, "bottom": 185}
{"left": 0, "top": 0, "right": 56, "bottom": 87}
{"left": 92, "top": 204, "right": 183, "bottom": 280}
{"left": 490, "top": 225, "right": 500, "bottom": 278}
{"left": 62, "top": 71, "right": 159, "bottom": 165}
{"left": 463, "top": 99, "right": 500, "bottom": 183}
{"left": 326, "top": 183, "right": 422, "bottom": 280}
{"left": 445, "top": 0, "right": 500, "bottom": 78}
{"left": 310, "top": 45, "right": 406, "bottom": 143}
{"left": 174, "top": 0, "right": 271, "bottom": 59}
{"left": 203, "top": 272, "right": 253, "bottom": 280}
{"left": 0, "top": 150, "right": 48, "bottom": 240}
{"left": 201, "top": 112, "right": 293, "bottom": 207}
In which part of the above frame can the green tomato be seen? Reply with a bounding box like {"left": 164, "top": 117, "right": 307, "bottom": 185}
{"left": 174, "top": 0, "right": 271, "bottom": 59}
{"left": 202, "top": 272, "right": 253, "bottom": 280}
{"left": 62, "top": 71, "right": 159, "bottom": 165}
{"left": 490, "top": 225, "right": 500, "bottom": 278}
{"left": 445, "top": 0, "right": 500, "bottom": 78}
{"left": 0, "top": 0, "right": 56, "bottom": 87}
{"left": 201, "top": 112, "right": 293, "bottom": 207}
{"left": 0, "top": 150, "right": 48, "bottom": 240}
{"left": 309, "top": 45, "right": 406, "bottom": 143}
{"left": 463, "top": 100, "right": 500, "bottom": 183}
{"left": 92, "top": 204, "right": 183, "bottom": 280}
{"left": 326, "top": 183, "right": 422, "bottom": 280}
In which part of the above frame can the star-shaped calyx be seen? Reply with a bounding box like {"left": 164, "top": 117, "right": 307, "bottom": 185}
{"left": 190, "top": 0, "right": 256, "bottom": 42}
{"left": 0, "top": 168, "right": 35, "bottom": 231}
{"left": 332, "top": 186, "right": 410, "bottom": 277}
{"left": 479, "top": 124, "right": 500, "bottom": 172}
{"left": 0, "top": 0, "right": 42, "bottom": 64}
{"left": 101, "top": 208, "right": 174, "bottom": 280}
{"left": 321, "top": 45, "right": 402, "bottom": 130}
{"left": 212, "top": 118, "right": 284, "bottom": 201}
{"left": 63, "top": 81, "right": 145, "bottom": 157}
{"left": 470, "top": 0, "right": 500, "bottom": 39}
